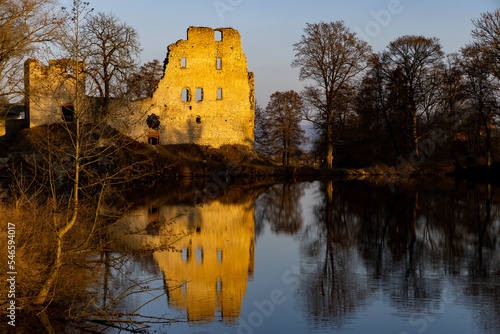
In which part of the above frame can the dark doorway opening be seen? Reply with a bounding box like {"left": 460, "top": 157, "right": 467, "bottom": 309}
{"left": 148, "top": 129, "right": 160, "bottom": 145}
{"left": 148, "top": 136, "right": 159, "bottom": 145}
{"left": 62, "top": 105, "right": 74, "bottom": 122}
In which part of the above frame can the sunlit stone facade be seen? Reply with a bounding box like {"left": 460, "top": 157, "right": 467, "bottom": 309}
{"left": 22, "top": 27, "right": 255, "bottom": 148}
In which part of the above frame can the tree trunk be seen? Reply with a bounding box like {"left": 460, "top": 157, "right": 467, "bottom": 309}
{"left": 282, "top": 142, "right": 287, "bottom": 166}
{"left": 327, "top": 120, "right": 334, "bottom": 168}
{"left": 37, "top": 310, "right": 55, "bottom": 334}
{"left": 327, "top": 142, "right": 333, "bottom": 168}
{"left": 413, "top": 113, "right": 419, "bottom": 156}
{"left": 103, "top": 63, "right": 110, "bottom": 116}
{"left": 485, "top": 123, "right": 492, "bottom": 168}
{"left": 35, "top": 238, "right": 62, "bottom": 305}
{"left": 478, "top": 101, "right": 491, "bottom": 168}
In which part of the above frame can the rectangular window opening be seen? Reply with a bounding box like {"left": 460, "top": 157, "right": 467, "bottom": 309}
{"left": 217, "top": 249, "right": 223, "bottom": 264}
{"left": 181, "top": 88, "right": 191, "bottom": 102}
{"left": 148, "top": 136, "right": 159, "bottom": 145}
{"left": 196, "top": 247, "right": 204, "bottom": 264}
{"left": 181, "top": 57, "right": 187, "bottom": 68}
{"left": 216, "top": 58, "right": 222, "bottom": 70}
{"left": 148, "top": 205, "right": 159, "bottom": 217}
{"left": 217, "top": 88, "right": 223, "bottom": 100}
{"left": 181, "top": 247, "right": 191, "bottom": 263}
{"left": 195, "top": 88, "right": 203, "bottom": 102}
{"left": 215, "top": 30, "right": 222, "bottom": 41}
{"left": 216, "top": 279, "right": 222, "bottom": 293}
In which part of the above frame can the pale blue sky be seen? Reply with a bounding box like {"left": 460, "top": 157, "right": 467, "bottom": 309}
{"left": 63, "top": 0, "right": 500, "bottom": 105}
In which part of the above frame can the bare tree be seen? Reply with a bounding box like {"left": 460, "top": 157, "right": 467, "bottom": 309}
{"left": 2, "top": 2, "right": 160, "bottom": 332}
{"left": 125, "top": 59, "right": 163, "bottom": 100}
{"left": 33, "top": 0, "right": 90, "bottom": 306}
{"left": 31, "top": 0, "right": 150, "bottom": 307}
{"left": 439, "top": 53, "right": 467, "bottom": 139}
{"left": 82, "top": 11, "right": 141, "bottom": 116}
{"left": 292, "top": 21, "right": 371, "bottom": 168}
{"left": 383, "top": 35, "right": 444, "bottom": 155}
{"left": 0, "top": 0, "right": 60, "bottom": 102}
{"left": 353, "top": 54, "right": 395, "bottom": 162}
{"left": 460, "top": 45, "right": 498, "bottom": 167}
{"left": 472, "top": 9, "right": 500, "bottom": 83}
{"left": 256, "top": 90, "right": 305, "bottom": 165}
{"left": 253, "top": 102, "right": 268, "bottom": 153}
{"left": 469, "top": 9, "right": 500, "bottom": 167}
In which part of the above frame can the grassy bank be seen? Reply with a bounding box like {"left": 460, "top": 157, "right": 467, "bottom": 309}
{"left": 1, "top": 124, "right": 498, "bottom": 192}
{"left": 0, "top": 125, "right": 352, "bottom": 192}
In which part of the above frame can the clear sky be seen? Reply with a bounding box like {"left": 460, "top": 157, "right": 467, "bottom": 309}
{"left": 62, "top": 0, "right": 500, "bottom": 106}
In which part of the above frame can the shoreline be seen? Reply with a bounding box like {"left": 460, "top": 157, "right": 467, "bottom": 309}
{"left": 1, "top": 125, "right": 498, "bottom": 195}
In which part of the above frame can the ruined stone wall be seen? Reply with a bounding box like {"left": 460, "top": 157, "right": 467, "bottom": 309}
{"left": 25, "top": 59, "right": 86, "bottom": 128}
{"left": 139, "top": 27, "right": 255, "bottom": 147}
{"left": 24, "top": 27, "right": 255, "bottom": 148}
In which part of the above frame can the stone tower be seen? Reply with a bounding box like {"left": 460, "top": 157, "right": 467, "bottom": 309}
{"left": 146, "top": 27, "right": 255, "bottom": 147}
{"left": 24, "top": 59, "right": 85, "bottom": 128}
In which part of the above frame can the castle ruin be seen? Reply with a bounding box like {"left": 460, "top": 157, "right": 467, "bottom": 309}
{"left": 152, "top": 27, "right": 254, "bottom": 146}
{"left": 20, "top": 27, "right": 255, "bottom": 147}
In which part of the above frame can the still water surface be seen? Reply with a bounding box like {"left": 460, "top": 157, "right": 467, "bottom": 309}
{"left": 105, "top": 179, "right": 500, "bottom": 334}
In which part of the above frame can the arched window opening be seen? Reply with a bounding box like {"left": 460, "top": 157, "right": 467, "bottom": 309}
{"left": 181, "top": 88, "right": 191, "bottom": 102}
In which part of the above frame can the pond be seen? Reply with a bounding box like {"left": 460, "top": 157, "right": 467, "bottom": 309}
{"left": 99, "top": 179, "right": 499, "bottom": 334}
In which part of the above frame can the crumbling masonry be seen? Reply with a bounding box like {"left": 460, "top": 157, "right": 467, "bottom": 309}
{"left": 145, "top": 27, "right": 255, "bottom": 146}
{"left": 24, "top": 59, "right": 86, "bottom": 128}
{"left": 21, "top": 27, "right": 255, "bottom": 147}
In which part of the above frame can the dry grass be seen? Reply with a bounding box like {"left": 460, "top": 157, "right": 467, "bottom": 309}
{"left": 0, "top": 201, "right": 105, "bottom": 311}
{"left": 0, "top": 204, "right": 55, "bottom": 307}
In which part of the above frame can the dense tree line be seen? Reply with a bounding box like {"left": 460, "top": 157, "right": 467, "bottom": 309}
{"left": 349, "top": 24, "right": 499, "bottom": 169}
{"left": 256, "top": 11, "right": 500, "bottom": 169}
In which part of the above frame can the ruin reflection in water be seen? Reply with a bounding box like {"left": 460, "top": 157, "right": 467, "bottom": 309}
{"left": 107, "top": 180, "right": 500, "bottom": 334}
{"left": 109, "top": 189, "right": 256, "bottom": 324}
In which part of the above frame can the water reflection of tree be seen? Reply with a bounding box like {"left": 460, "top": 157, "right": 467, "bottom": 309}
{"left": 299, "top": 180, "right": 369, "bottom": 330}
{"left": 298, "top": 180, "right": 500, "bottom": 332}
{"left": 460, "top": 184, "right": 500, "bottom": 333}
{"left": 356, "top": 181, "right": 499, "bottom": 326}
{"left": 254, "top": 183, "right": 307, "bottom": 236}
